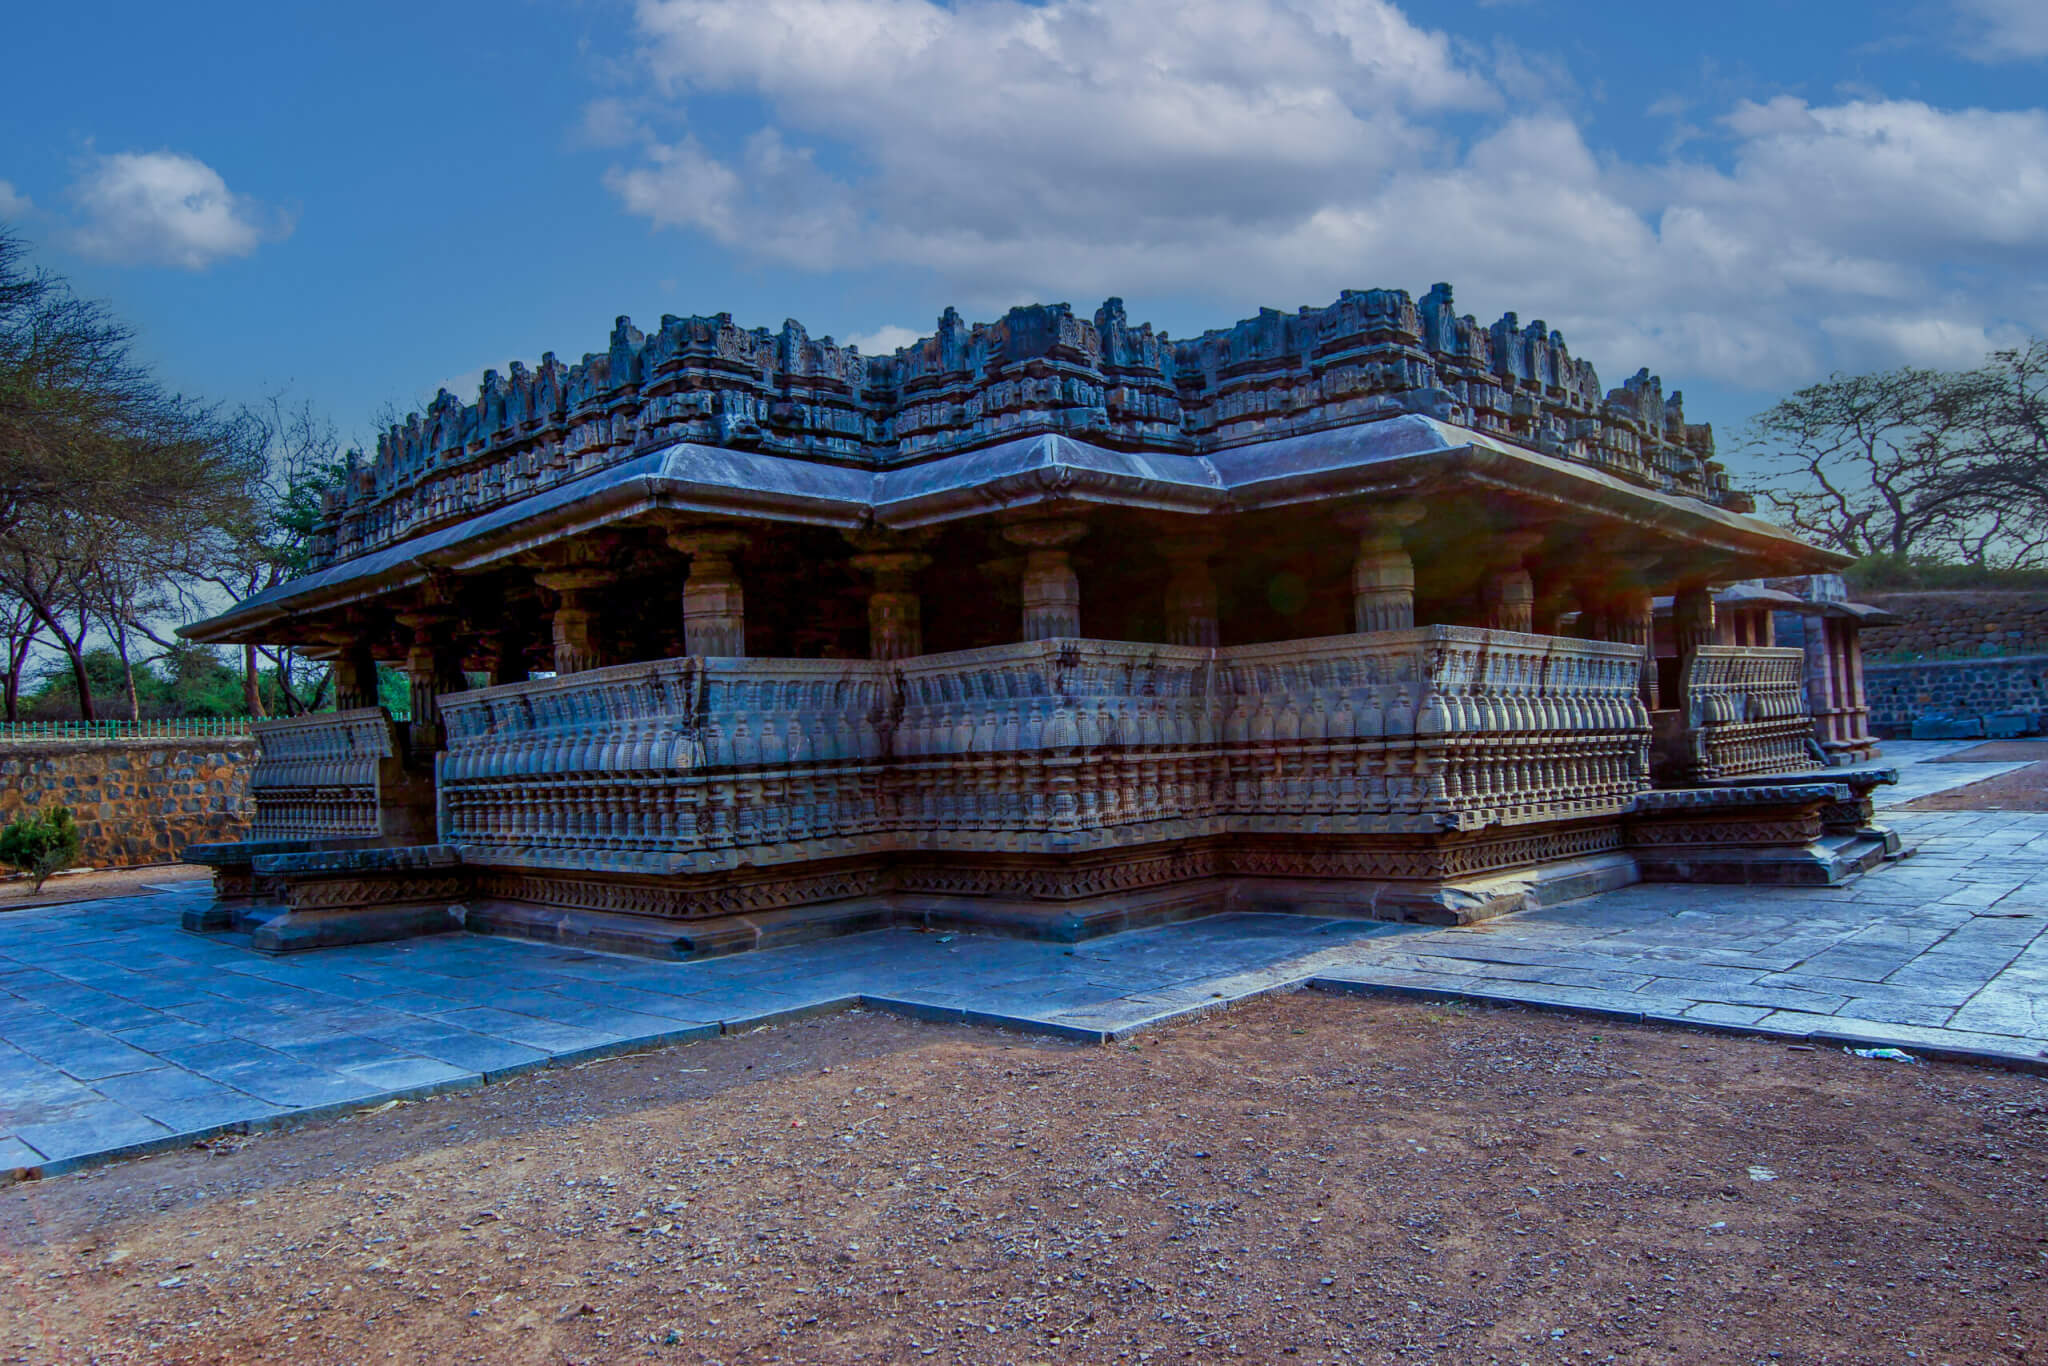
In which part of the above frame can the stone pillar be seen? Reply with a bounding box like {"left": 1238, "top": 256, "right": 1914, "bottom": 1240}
{"left": 1339, "top": 504, "right": 1424, "bottom": 634}
{"left": 1598, "top": 589, "right": 1660, "bottom": 712}
{"left": 669, "top": 530, "right": 750, "bottom": 657}
{"left": 535, "top": 568, "right": 612, "bottom": 674}
{"left": 1485, "top": 567, "right": 1536, "bottom": 633}
{"left": 1003, "top": 520, "right": 1088, "bottom": 641}
{"left": 1672, "top": 586, "right": 1719, "bottom": 721}
{"left": 331, "top": 643, "right": 379, "bottom": 712}
{"left": 1478, "top": 531, "right": 1545, "bottom": 634}
{"left": 397, "top": 612, "right": 466, "bottom": 755}
{"left": 1159, "top": 533, "right": 1221, "bottom": 648}
{"left": 850, "top": 548, "right": 931, "bottom": 661}
{"left": 1844, "top": 622, "right": 1868, "bottom": 740}
{"left": 1673, "top": 587, "right": 1718, "bottom": 657}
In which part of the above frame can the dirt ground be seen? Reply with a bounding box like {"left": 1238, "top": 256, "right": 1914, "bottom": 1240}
{"left": 1901, "top": 759, "right": 2048, "bottom": 810}
{"left": 0, "top": 865, "right": 209, "bottom": 912}
{"left": 2, "top": 995, "right": 2044, "bottom": 1366}
{"left": 1930, "top": 742, "right": 2048, "bottom": 763}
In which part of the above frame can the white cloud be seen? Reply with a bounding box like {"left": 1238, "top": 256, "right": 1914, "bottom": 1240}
{"left": 65, "top": 151, "right": 285, "bottom": 269}
{"left": 0, "top": 180, "right": 31, "bottom": 219}
{"left": 596, "top": 0, "right": 2048, "bottom": 393}
{"left": 844, "top": 324, "right": 921, "bottom": 354}
{"left": 1954, "top": 0, "right": 2048, "bottom": 61}
{"left": 579, "top": 96, "right": 649, "bottom": 148}
{"left": 1819, "top": 313, "right": 2029, "bottom": 370}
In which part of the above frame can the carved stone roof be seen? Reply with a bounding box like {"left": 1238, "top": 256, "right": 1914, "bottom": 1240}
{"left": 301, "top": 288, "right": 1740, "bottom": 575}
{"left": 185, "top": 413, "right": 1842, "bottom": 643}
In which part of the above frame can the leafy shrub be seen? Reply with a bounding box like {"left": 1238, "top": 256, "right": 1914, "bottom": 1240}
{"left": 0, "top": 807, "right": 83, "bottom": 892}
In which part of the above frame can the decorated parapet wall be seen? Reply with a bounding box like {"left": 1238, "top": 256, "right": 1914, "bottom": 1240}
{"left": 311, "top": 286, "right": 1739, "bottom": 568}
{"left": 433, "top": 629, "right": 1654, "bottom": 877}
{"left": 0, "top": 740, "right": 254, "bottom": 869}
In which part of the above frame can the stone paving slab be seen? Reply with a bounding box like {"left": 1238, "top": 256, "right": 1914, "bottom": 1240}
{"left": 4, "top": 741, "right": 2047, "bottom": 1179}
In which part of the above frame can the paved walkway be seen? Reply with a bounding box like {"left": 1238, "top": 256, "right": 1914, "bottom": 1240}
{"left": 3, "top": 744, "right": 2044, "bottom": 1178}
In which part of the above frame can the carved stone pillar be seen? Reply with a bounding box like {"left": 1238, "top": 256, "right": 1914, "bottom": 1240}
{"left": 1485, "top": 568, "right": 1536, "bottom": 633}
{"left": 1672, "top": 585, "right": 1719, "bottom": 721}
{"left": 1607, "top": 589, "right": 1660, "bottom": 712}
{"left": 1003, "top": 520, "right": 1088, "bottom": 641}
{"left": 850, "top": 547, "right": 931, "bottom": 661}
{"left": 1674, "top": 587, "right": 1718, "bottom": 656}
{"left": 535, "top": 568, "right": 612, "bottom": 674}
{"left": 1159, "top": 533, "right": 1221, "bottom": 648}
{"left": 331, "top": 643, "right": 379, "bottom": 712}
{"left": 397, "top": 612, "right": 465, "bottom": 755}
{"left": 669, "top": 530, "right": 750, "bottom": 657}
{"left": 1803, "top": 614, "right": 1839, "bottom": 747}
{"left": 1339, "top": 504, "right": 1424, "bottom": 634}
{"left": 1477, "top": 530, "right": 1544, "bottom": 634}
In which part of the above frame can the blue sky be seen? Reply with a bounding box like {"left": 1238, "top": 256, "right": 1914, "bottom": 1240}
{"left": 4, "top": 0, "right": 2046, "bottom": 476}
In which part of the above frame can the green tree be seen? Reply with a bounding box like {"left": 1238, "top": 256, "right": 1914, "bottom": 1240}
{"left": 0, "top": 806, "right": 82, "bottom": 892}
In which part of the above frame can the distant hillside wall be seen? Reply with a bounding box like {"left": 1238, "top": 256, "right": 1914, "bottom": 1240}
{"left": 1862, "top": 655, "right": 2048, "bottom": 734}
{"left": 1860, "top": 591, "right": 2048, "bottom": 659}
{"left": 0, "top": 740, "right": 254, "bottom": 869}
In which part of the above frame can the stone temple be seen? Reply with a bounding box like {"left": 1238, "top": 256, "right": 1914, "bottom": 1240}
{"left": 181, "top": 286, "right": 1896, "bottom": 956}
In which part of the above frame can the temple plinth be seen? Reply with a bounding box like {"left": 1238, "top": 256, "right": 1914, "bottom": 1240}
{"left": 179, "top": 283, "right": 1898, "bottom": 959}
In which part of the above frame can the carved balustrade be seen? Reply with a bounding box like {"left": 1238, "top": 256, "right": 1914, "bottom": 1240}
{"left": 1217, "top": 629, "right": 1650, "bottom": 833}
{"left": 433, "top": 628, "right": 1654, "bottom": 872}
{"left": 1678, "top": 646, "right": 1816, "bottom": 779}
{"left": 437, "top": 658, "right": 894, "bottom": 873}
{"left": 248, "top": 708, "right": 406, "bottom": 841}
{"left": 893, "top": 639, "right": 1220, "bottom": 848}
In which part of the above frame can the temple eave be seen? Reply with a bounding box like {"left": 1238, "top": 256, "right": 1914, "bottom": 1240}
{"left": 183, "top": 418, "right": 1834, "bottom": 647}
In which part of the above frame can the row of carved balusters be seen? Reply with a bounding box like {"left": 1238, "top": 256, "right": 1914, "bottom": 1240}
{"left": 440, "top": 768, "right": 895, "bottom": 862}
{"left": 1683, "top": 647, "right": 1807, "bottom": 725}
{"left": 249, "top": 709, "right": 397, "bottom": 840}
{"left": 1699, "top": 718, "right": 1818, "bottom": 779}
{"left": 433, "top": 632, "right": 1660, "bottom": 860}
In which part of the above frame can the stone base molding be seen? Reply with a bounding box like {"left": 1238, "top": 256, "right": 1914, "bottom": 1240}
{"left": 213, "top": 782, "right": 1905, "bottom": 957}
{"left": 183, "top": 628, "right": 1903, "bottom": 959}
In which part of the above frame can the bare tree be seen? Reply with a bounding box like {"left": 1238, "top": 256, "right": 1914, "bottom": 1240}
{"left": 179, "top": 395, "right": 350, "bottom": 716}
{"left": 1751, "top": 343, "right": 2048, "bottom": 568}
{"left": 0, "top": 593, "right": 42, "bottom": 721}
{"left": 0, "top": 226, "right": 268, "bottom": 718}
{"left": 1947, "top": 338, "right": 2048, "bottom": 539}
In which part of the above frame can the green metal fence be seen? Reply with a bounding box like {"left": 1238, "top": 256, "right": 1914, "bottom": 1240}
{"left": 0, "top": 718, "right": 258, "bottom": 741}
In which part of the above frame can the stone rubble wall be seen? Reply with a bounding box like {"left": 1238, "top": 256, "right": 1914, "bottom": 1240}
{"left": 1859, "top": 591, "right": 2048, "bottom": 660}
{"left": 1862, "top": 655, "right": 2048, "bottom": 733}
{"left": 0, "top": 740, "right": 254, "bottom": 868}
